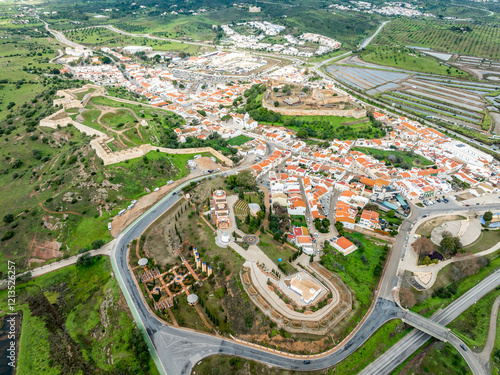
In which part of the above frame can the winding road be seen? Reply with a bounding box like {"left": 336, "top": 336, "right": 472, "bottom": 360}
{"left": 107, "top": 168, "right": 500, "bottom": 375}
{"left": 26, "top": 16, "right": 500, "bottom": 375}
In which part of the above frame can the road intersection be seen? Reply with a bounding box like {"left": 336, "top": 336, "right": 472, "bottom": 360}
{"left": 19, "top": 18, "right": 500, "bottom": 374}
{"left": 107, "top": 165, "right": 500, "bottom": 375}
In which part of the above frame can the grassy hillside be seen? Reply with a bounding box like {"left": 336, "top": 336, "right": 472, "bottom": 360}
{"left": 0, "top": 256, "right": 159, "bottom": 374}
{"left": 359, "top": 46, "right": 468, "bottom": 77}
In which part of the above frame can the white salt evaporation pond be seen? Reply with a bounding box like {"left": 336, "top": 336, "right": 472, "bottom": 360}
{"left": 422, "top": 51, "right": 453, "bottom": 61}
{"left": 326, "top": 65, "right": 408, "bottom": 91}
{"left": 406, "top": 46, "right": 453, "bottom": 61}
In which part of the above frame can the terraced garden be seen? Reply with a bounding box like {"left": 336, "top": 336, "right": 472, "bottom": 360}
{"left": 234, "top": 199, "right": 249, "bottom": 221}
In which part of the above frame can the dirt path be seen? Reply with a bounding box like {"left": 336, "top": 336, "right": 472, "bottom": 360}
{"left": 135, "top": 239, "right": 141, "bottom": 262}
{"left": 96, "top": 109, "right": 128, "bottom": 149}
{"left": 166, "top": 308, "right": 179, "bottom": 326}
{"left": 38, "top": 202, "right": 82, "bottom": 216}
{"left": 254, "top": 185, "right": 270, "bottom": 236}
{"left": 478, "top": 295, "right": 500, "bottom": 366}
{"left": 194, "top": 303, "right": 217, "bottom": 334}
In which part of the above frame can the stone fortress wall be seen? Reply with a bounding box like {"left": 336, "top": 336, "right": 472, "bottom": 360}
{"left": 39, "top": 85, "right": 234, "bottom": 167}
{"left": 262, "top": 100, "right": 366, "bottom": 118}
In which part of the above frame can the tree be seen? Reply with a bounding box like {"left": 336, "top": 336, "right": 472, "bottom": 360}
{"left": 411, "top": 237, "right": 434, "bottom": 256}
{"left": 235, "top": 170, "right": 257, "bottom": 190}
{"left": 296, "top": 128, "right": 308, "bottom": 139}
{"left": 274, "top": 101, "right": 279, "bottom": 107}
{"left": 76, "top": 253, "right": 97, "bottom": 266}
{"left": 387, "top": 210, "right": 395, "bottom": 218}
{"left": 440, "top": 236, "right": 462, "bottom": 257}
{"left": 484, "top": 211, "right": 493, "bottom": 222}
{"left": 3, "top": 213, "right": 14, "bottom": 223}
{"left": 91, "top": 239, "right": 105, "bottom": 249}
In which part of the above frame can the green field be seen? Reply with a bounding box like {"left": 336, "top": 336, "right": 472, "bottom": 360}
{"left": 464, "top": 230, "right": 500, "bottom": 254}
{"left": 0, "top": 35, "right": 63, "bottom": 120}
{"left": 410, "top": 252, "right": 500, "bottom": 317}
{"left": 449, "top": 288, "right": 500, "bottom": 351}
{"left": 360, "top": 46, "right": 467, "bottom": 77}
{"left": 320, "top": 232, "right": 389, "bottom": 339}
{"left": 258, "top": 232, "right": 296, "bottom": 268}
{"left": 100, "top": 109, "right": 137, "bottom": 129}
{"left": 64, "top": 27, "right": 204, "bottom": 54}
{"left": 352, "top": 146, "right": 434, "bottom": 167}
{"left": 0, "top": 256, "right": 158, "bottom": 374}
{"left": 392, "top": 341, "right": 472, "bottom": 375}
{"left": 372, "top": 18, "right": 500, "bottom": 59}
{"left": 227, "top": 135, "right": 254, "bottom": 146}
{"left": 321, "top": 233, "right": 388, "bottom": 309}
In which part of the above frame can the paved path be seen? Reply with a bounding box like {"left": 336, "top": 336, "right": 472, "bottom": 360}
{"left": 246, "top": 261, "right": 340, "bottom": 323}
{"left": 400, "top": 210, "right": 500, "bottom": 289}
{"left": 478, "top": 295, "right": 500, "bottom": 367}
{"left": 0, "top": 242, "right": 114, "bottom": 288}
{"left": 358, "top": 21, "right": 390, "bottom": 50}
{"left": 361, "top": 268, "right": 500, "bottom": 375}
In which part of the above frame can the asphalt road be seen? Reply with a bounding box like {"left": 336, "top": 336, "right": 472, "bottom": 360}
{"left": 108, "top": 166, "right": 500, "bottom": 375}
{"left": 361, "top": 268, "right": 500, "bottom": 375}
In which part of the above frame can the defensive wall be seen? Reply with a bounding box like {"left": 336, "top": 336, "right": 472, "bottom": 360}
{"left": 262, "top": 99, "right": 366, "bottom": 119}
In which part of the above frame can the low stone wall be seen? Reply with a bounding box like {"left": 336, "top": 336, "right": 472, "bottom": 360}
{"left": 91, "top": 143, "right": 234, "bottom": 166}
{"left": 262, "top": 99, "right": 366, "bottom": 119}
{"left": 54, "top": 84, "right": 107, "bottom": 109}
{"left": 242, "top": 263, "right": 352, "bottom": 335}
{"left": 40, "top": 109, "right": 106, "bottom": 137}
{"left": 40, "top": 113, "right": 233, "bottom": 166}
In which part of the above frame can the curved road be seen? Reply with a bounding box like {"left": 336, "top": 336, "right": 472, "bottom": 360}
{"left": 109, "top": 167, "right": 500, "bottom": 374}
{"left": 35, "top": 16, "right": 500, "bottom": 374}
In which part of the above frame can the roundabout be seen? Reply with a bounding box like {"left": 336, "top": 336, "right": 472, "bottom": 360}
{"left": 242, "top": 234, "right": 259, "bottom": 246}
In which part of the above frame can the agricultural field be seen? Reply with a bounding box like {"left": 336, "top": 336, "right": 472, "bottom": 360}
{"left": 326, "top": 62, "right": 499, "bottom": 133}
{"left": 0, "top": 256, "right": 158, "bottom": 374}
{"left": 379, "top": 77, "right": 495, "bottom": 131}
{"left": 372, "top": 18, "right": 500, "bottom": 60}
{"left": 64, "top": 27, "right": 203, "bottom": 54}
{"left": 359, "top": 46, "right": 467, "bottom": 77}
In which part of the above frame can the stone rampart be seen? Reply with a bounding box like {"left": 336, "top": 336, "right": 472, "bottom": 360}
{"left": 262, "top": 100, "right": 366, "bottom": 119}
